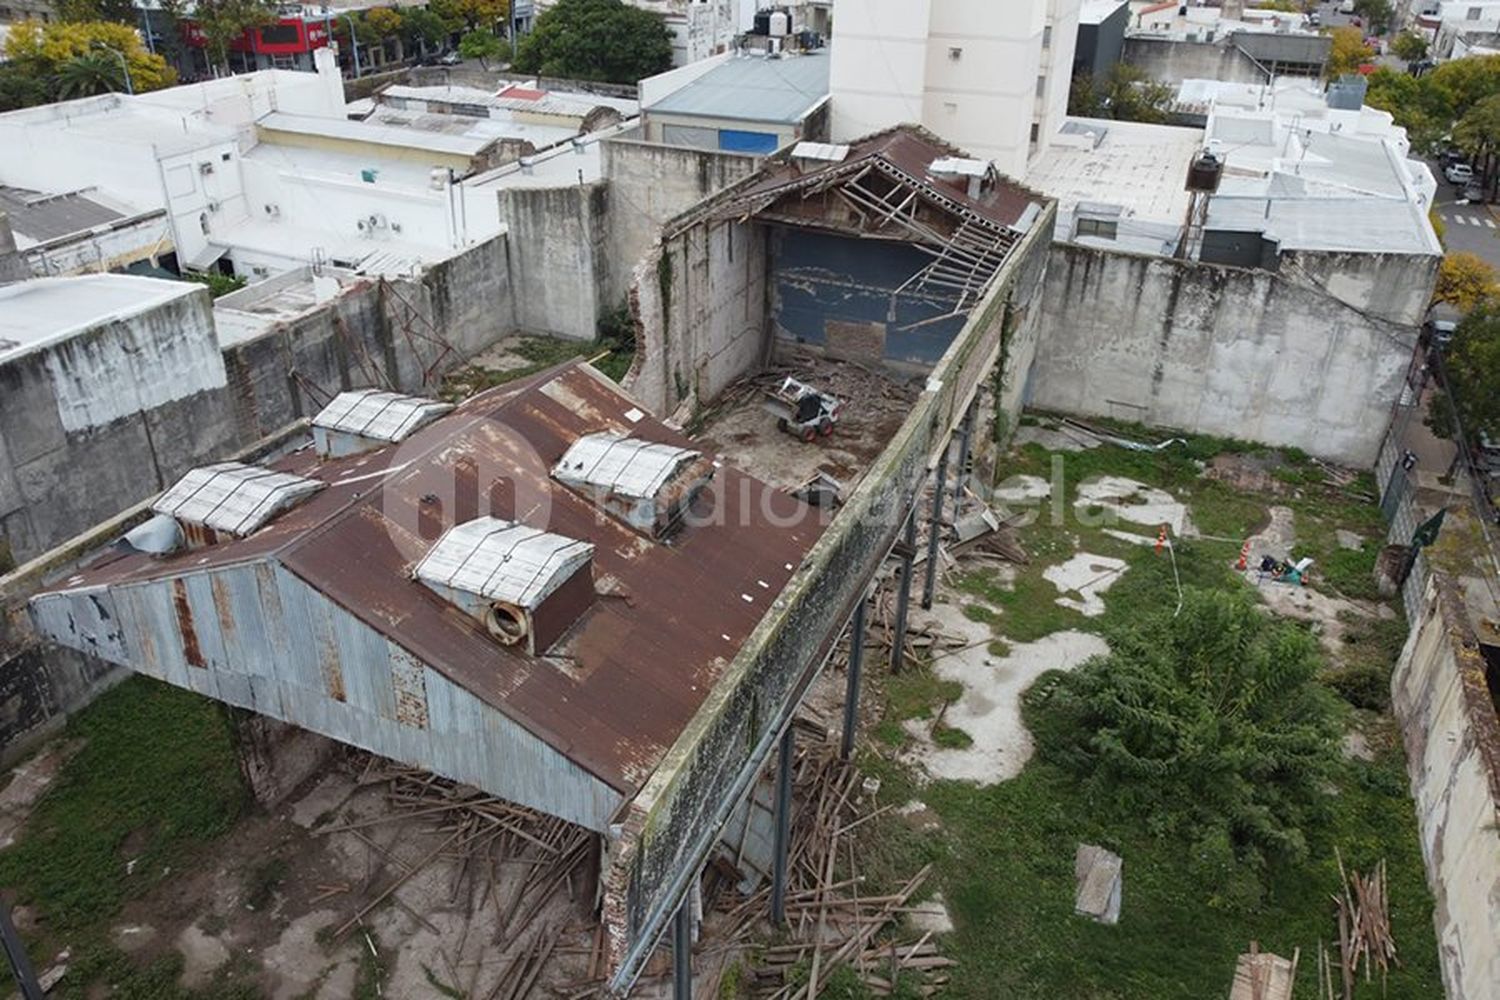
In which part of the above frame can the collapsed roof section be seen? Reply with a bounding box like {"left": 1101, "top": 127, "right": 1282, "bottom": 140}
{"left": 705, "top": 126, "right": 1045, "bottom": 310}
{"left": 152, "top": 462, "right": 324, "bottom": 541}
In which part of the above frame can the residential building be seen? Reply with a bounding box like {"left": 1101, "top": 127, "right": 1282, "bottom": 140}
{"left": 828, "top": 0, "right": 1082, "bottom": 179}
{"left": 1075, "top": 0, "right": 1130, "bottom": 81}
{"left": 639, "top": 49, "right": 829, "bottom": 153}
{"left": 1431, "top": 0, "right": 1500, "bottom": 57}
{"left": 1123, "top": 1, "right": 1329, "bottom": 85}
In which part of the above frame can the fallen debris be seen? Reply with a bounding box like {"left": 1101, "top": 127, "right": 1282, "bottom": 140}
{"left": 1332, "top": 852, "right": 1398, "bottom": 996}
{"left": 1230, "top": 944, "right": 1298, "bottom": 1000}
{"left": 1073, "top": 844, "right": 1122, "bottom": 925}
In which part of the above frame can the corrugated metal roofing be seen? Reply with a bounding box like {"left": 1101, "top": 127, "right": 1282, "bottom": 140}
{"left": 645, "top": 52, "right": 829, "bottom": 125}
{"left": 153, "top": 462, "right": 324, "bottom": 537}
{"left": 414, "top": 517, "right": 592, "bottom": 610}
{"left": 0, "top": 185, "right": 123, "bottom": 242}
{"left": 553, "top": 432, "right": 699, "bottom": 500}
{"left": 41, "top": 363, "right": 822, "bottom": 794}
{"left": 313, "top": 389, "right": 453, "bottom": 442}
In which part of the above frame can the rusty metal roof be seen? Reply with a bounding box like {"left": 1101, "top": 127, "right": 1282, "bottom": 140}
{"left": 48, "top": 363, "right": 823, "bottom": 794}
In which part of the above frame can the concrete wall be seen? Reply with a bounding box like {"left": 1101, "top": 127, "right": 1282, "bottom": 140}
{"left": 1122, "top": 36, "right": 1268, "bottom": 86}
{"left": 0, "top": 285, "right": 239, "bottom": 565}
{"left": 1027, "top": 243, "right": 1417, "bottom": 465}
{"left": 495, "top": 184, "right": 608, "bottom": 342}
{"left": 1284, "top": 249, "right": 1440, "bottom": 329}
{"left": 601, "top": 135, "right": 762, "bottom": 307}
{"left": 601, "top": 206, "right": 1056, "bottom": 992}
{"left": 1391, "top": 575, "right": 1500, "bottom": 1000}
{"left": 629, "top": 216, "right": 768, "bottom": 418}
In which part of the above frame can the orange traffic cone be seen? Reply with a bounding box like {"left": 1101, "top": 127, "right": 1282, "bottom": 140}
{"left": 1155, "top": 524, "right": 1168, "bottom": 554}
{"left": 1235, "top": 538, "right": 1251, "bottom": 571}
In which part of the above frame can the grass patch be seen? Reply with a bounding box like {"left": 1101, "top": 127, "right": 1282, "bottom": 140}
{"left": 0, "top": 677, "right": 244, "bottom": 936}
{"left": 50, "top": 944, "right": 260, "bottom": 1000}
{"left": 438, "top": 328, "right": 633, "bottom": 403}
{"left": 885, "top": 665, "right": 963, "bottom": 723}
{"left": 932, "top": 724, "right": 974, "bottom": 749}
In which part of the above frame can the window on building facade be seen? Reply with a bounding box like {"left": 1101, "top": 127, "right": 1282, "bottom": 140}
{"left": 1043, "top": 25, "right": 1052, "bottom": 48}
{"left": 1036, "top": 75, "right": 1046, "bottom": 97}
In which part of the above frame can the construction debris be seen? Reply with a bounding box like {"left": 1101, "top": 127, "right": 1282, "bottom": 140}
{"left": 1073, "top": 844, "right": 1122, "bottom": 925}
{"left": 1330, "top": 851, "right": 1398, "bottom": 998}
{"left": 1230, "top": 943, "right": 1298, "bottom": 1000}
{"left": 712, "top": 740, "right": 955, "bottom": 999}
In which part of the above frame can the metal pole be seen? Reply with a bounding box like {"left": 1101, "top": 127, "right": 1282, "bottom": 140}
{"left": 954, "top": 402, "right": 975, "bottom": 504}
{"left": 891, "top": 507, "right": 917, "bottom": 673}
{"left": 344, "top": 13, "right": 361, "bottom": 78}
{"left": 921, "top": 444, "right": 951, "bottom": 610}
{"left": 840, "top": 597, "right": 866, "bottom": 761}
{"left": 0, "top": 900, "right": 43, "bottom": 1000}
{"left": 96, "top": 43, "right": 133, "bottom": 95}
{"left": 769, "top": 724, "right": 794, "bottom": 927}
{"left": 672, "top": 897, "right": 692, "bottom": 1000}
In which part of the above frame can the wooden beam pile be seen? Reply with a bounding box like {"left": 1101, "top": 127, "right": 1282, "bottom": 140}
{"left": 713, "top": 741, "right": 955, "bottom": 998}
{"left": 318, "top": 756, "right": 601, "bottom": 1000}
{"left": 1319, "top": 852, "right": 1399, "bottom": 1000}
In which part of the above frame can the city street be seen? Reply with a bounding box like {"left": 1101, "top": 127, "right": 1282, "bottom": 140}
{"left": 1431, "top": 171, "right": 1500, "bottom": 267}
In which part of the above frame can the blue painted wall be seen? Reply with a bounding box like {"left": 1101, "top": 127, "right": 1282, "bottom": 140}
{"left": 719, "top": 129, "right": 780, "bottom": 154}
{"left": 769, "top": 228, "right": 967, "bottom": 367}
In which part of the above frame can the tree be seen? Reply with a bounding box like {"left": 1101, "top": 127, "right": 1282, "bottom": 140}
{"left": 430, "top": 0, "right": 509, "bottom": 32}
{"left": 364, "top": 7, "right": 404, "bottom": 40}
{"left": 1441, "top": 301, "right": 1500, "bottom": 435}
{"left": 401, "top": 6, "right": 450, "bottom": 56}
{"left": 1391, "top": 30, "right": 1429, "bottom": 66}
{"left": 192, "top": 0, "right": 277, "bottom": 74}
{"left": 1026, "top": 586, "right": 1339, "bottom": 874}
{"left": 4, "top": 19, "right": 177, "bottom": 96}
{"left": 513, "top": 0, "right": 671, "bottom": 84}
{"left": 1327, "top": 26, "right": 1374, "bottom": 78}
{"left": 459, "top": 29, "right": 506, "bottom": 68}
{"left": 1067, "top": 63, "right": 1174, "bottom": 124}
{"left": 0, "top": 65, "right": 49, "bottom": 111}
{"left": 54, "top": 49, "right": 127, "bottom": 98}
{"left": 1454, "top": 92, "right": 1500, "bottom": 198}
{"left": 1353, "top": 0, "right": 1392, "bottom": 34}
{"left": 1432, "top": 251, "right": 1498, "bottom": 312}
{"left": 54, "top": 0, "right": 138, "bottom": 25}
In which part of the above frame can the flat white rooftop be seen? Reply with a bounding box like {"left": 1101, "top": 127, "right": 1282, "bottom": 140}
{"left": 0, "top": 274, "right": 200, "bottom": 362}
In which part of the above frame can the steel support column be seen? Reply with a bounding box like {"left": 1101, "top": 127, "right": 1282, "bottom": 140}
{"left": 921, "top": 445, "right": 951, "bottom": 610}
{"left": 840, "top": 598, "right": 867, "bottom": 760}
{"left": 672, "top": 897, "right": 692, "bottom": 1000}
{"left": 0, "top": 900, "right": 42, "bottom": 1000}
{"left": 770, "top": 724, "right": 795, "bottom": 927}
{"left": 954, "top": 402, "right": 975, "bottom": 504}
{"left": 891, "top": 508, "right": 918, "bottom": 673}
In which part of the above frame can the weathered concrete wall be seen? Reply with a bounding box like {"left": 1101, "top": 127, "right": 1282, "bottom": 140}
{"left": 0, "top": 286, "right": 240, "bottom": 565}
{"left": 630, "top": 217, "right": 768, "bottom": 418}
{"left": 0, "top": 639, "right": 127, "bottom": 768}
{"left": 495, "top": 184, "right": 608, "bottom": 341}
{"left": 1391, "top": 575, "right": 1500, "bottom": 1000}
{"left": 601, "top": 136, "right": 762, "bottom": 307}
{"left": 601, "top": 206, "right": 1057, "bottom": 992}
{"left": 1027, "top": 244, "right": 1417, "bottom": 465}
{"left": 1283, "top": 249, "right": 1440, "bottom": 329}
{"left": 1122, "top": 36, "right": 1267, "bottom": 85}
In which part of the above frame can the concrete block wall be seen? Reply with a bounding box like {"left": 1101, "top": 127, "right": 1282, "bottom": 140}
{"left": 600, "top": 213, "right": 1055, "bottom": 992}
{"left": 1122, "top": 36, "right": 1268, "bottom": 85}
{"left": 1027, "top": 243, "right": 1418, "bottom": 466}
{"left": 629, "top": 217, "right": 768, "bottom": 418}
{"left": 1391, "top": 575, "right": 1500, "bottom": 1000}
{"left": 496, "top": 184, "right": 610, "bottom": 342}
{"left": 601, "top": 136, "right": 762, "bottom": 307}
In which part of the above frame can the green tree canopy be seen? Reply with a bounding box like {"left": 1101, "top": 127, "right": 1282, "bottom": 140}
{"left": 54, "top": 0, "right": 138, "bottom": 25}
{"left": 1067, "top": 63, "right": 1176, "bottom": 124}
{"left": 512, "top": 0, "right": 672, "bottom": 84}
{"left": 1026, "top": 586, "right": 1339, "bottom": 870}
{"left": 401, "top": 6, "right": 450, "bottom": 53}
{"left": 193, "top": 0, "right": 277, "bottom": 73}
{"left": 458, "top": 28, "right": 507, "bottom": 67}
{"left": 1353, "top": 0, "right": 1392, "bottom": 33}
{"left": 1327, "top": 26, "right": 1374, "bottom": 78}
{"left": 1442, "top": 301, "right": 1500, "bottom": 436}
{"left": 3, "top": 19, "right": 176, "bottom": 98}
{"left": 54, "top": 49, "right": 128, "bottom": 97}
{"left": 1391, "top": 30, "right": 1429, "bottom": 65}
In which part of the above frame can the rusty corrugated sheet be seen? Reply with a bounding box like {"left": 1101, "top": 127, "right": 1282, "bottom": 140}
{"left": 36, "top": 363, "right": 823, "bottom": 798}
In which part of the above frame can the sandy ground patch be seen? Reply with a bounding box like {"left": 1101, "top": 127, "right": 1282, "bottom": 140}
{"left": 1076, "top": 476, "right": 1192, "bottom": 536}
{"left": 1044, "top": 553, "right": 1129, "bottom": 617}
{"left": 1245, "top": 505, "right": 1297, "bottom": 563}
{"left": 903, "top": 603, "right": 1109, "bottom": 785}
{"left": 1250, "top": 576, "right": 1395, "bottom": 656}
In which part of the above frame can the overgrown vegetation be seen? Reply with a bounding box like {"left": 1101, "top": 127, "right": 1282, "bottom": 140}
{"left": 1028, "top": 586, "right": 1341, "bottom": 875}
{"left": 1067, "top": 63, "right": 1175, "bottom": 124}
{"left": 0, "top": 678, "right": 244, "bottom": 934}
{"left": 0, "top": 19, "right": 177, "bottom": 110}
{"left": 438, "top": 320, "right": 634, "bottom": 402}
{"left": 513, "top": 0, "right": 672, "bottom": 84}
{"left": 185, "top": 270, "right": 248, "bottom": 299}
{"left": 50, "top": 945, "right": 260, "bottom": 1000}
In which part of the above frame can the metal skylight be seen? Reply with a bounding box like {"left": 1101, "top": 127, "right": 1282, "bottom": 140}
{"left": 153, "top": 463, "right": 324, "bottom": 537}
{"left": 312, "top": 389, "right": 453, "bottom": 443}
{"left": 552, "top": 433, "right": 700, "bottom": 500}
{"left": 414, "top": 518, "right": 593, "bottom": 610}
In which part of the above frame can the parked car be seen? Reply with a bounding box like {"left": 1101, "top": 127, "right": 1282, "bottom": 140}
{"left": 1446, "top": 162, "right": 1475, "bottom": 185}
{"left": 1308, "top": 11, "right": 1320, "bottom": 25}
{"left": 1462, "top": 181, "right": 1488, "bottom": 203}
{"left": 1429, "top": 319, "right": 1458, "bottom": 351}
{"left": 1339, "top": 0, "right": 1356, "bottom": 12}
{"left": 439, "top": 50, "right": 461, "bottom": 65}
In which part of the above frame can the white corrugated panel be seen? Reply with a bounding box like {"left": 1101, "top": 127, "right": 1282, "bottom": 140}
{"left": 792, "top": 141, "right": 849, "bottom": 162}
{"left": 414, "top": 517, "right": 592, "bottom": 610}
{"left": 153, "top": 462, "right": 324, "bottom": 536}
{"left": 313, "top": 389, "right": 453, "bottom": 443}
{"left": 553, "top": 433, "right": 699, "bottom": 500}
